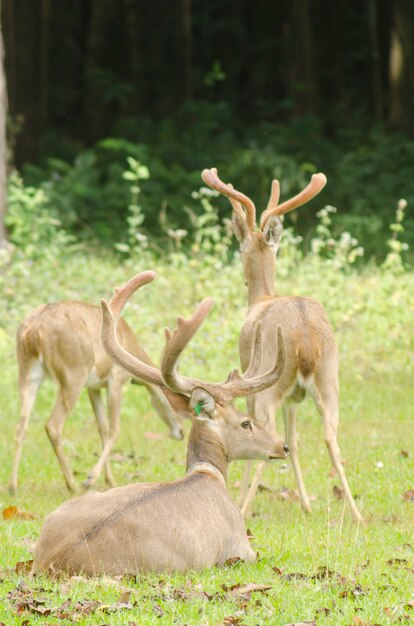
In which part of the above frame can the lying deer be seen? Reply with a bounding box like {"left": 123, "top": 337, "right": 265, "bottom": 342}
{"left": 201, "top": 168, "right": 363, "bottom": 523}
{"left": 32, "top": 270, "right": 288, "bottom": 576}
{"left": 10, "top": 297, "right": 190, "bottom": 494}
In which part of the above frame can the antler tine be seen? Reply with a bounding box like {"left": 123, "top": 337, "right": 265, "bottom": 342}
{"left": 101, "top": 271, "right": 164, "bottom": 386}
{"left": 260, "top": 172, "right": 327, "bottom": 229}
{"left": 219, "top": 325, "right": 286, "bottom": 400}
{"left": 265, "top": 179, "right": 280, "bottom": 214}
{"left": 201, "top": 167, "right": 256, "bottom": 230}
{"left": 227, "top": 183, "right": 245, "bottom": 218}
{"left": 160, "top": 298, "right": 215, "bottom": 396}
{"left": 108, "top": 271, "right": 156, "bottom": 323}
{"left": 242, "top": 321, "right": 264, "bottom": 379}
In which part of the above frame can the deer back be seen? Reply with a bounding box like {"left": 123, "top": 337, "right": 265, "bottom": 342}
{"left": 240, "top": 295, "right": 338, "bottom": 395}
{"left": 32, "top": 471, "right": 253, "bottom": 576}
{"left": 17, "top": 302, "right": 134, "bottom": 384}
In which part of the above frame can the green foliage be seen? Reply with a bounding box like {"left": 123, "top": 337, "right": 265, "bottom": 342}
{"left": 310, "top": 205, "right": 364, "bottom": 270}
{"left": 114, "top": 157, "right": 150, "bottom": 256}
{"left": 20, "top": 109, "right": 414, "bottom": 259}
{"left": 382, "top": 199, "right": 409, "bottom": 273}
{"left": 5, "top": 173, "right": 74, "bottom": 260}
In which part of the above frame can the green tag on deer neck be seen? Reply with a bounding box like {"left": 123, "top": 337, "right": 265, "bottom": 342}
{"left": 194, "top": 401, "right": 204, "bottom": 416}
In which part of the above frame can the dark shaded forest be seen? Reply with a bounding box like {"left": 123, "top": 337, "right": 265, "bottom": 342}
{"left": 2, "top": 0, "right": 414, "bottom": 256}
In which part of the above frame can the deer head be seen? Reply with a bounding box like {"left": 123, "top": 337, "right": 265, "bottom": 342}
{"left": 201, "top": 168, "right": 327, "bottom": 304}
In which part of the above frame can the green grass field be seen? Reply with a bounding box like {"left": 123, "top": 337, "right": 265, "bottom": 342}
{"left": 0, "top": 251, "right": 413, "bottom": 625}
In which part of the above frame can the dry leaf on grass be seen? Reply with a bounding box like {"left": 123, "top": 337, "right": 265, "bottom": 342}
{"left": 278, "top": 487, "right": 300, "bottom": 502}
{"left": 230, "top": 583, "right": 272, "bottom": 599}
{"left": 333, "top": 485, "right": 344, "bottom": 499}
{"left": 221, "top": 582, "right": 272, "bottom": 602}
{"left": 351, "top": 618, "right": 382, "bottom": 626}
{"left": 386, "top": 558, "right": 408, "bottom": 567}
{"left": 117, "top": 590, "right": 132, "bottom": 604}
{"left": 99, "top": 601, "right": 134, "bottom": 613}
{"left": 402, "top": 489, "right": 414, "bottom": 501}
{"left": 339, "top": 584, "right": 366, "bottom": 599}
{"left": 3, "top": 506, "right": 35, "bottom": 521}
{"left": 280, "top": 572, "right": 309, "bottom": 581}
{"left": 223, "top": 616, "right": 244, "bottom": 625}
{"left": 315, "top": 607, "right": 331, "bottom": 617}
{"left": 153, "top": 604, "right": 165, "bottom": 617}
{"left": 224, "top": 556, "right": 244, "bottom": 567}
{"left": 15, "top": 560, "right": 33, "bottom": 575}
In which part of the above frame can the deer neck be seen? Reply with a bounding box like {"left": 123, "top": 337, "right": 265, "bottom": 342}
{"left": 186, "top": 420, "right": 228, "bottom": 483}
{"left": 245, "top": 261, "right": 276, "bottom": 306}
{"left": 242, "top": 239, "right": 277, "bottom": 306}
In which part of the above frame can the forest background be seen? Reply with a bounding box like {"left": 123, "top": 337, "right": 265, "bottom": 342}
{"left": 1, "top": 0, "right": 414, "bottom": 256}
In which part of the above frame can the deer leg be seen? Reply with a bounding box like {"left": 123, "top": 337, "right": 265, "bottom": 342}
{"left": 314, "top": 385, "right": 363, "bottom": 523}
{"left": 145, "top": 383, "right": 184, "bottom": 440}
{"left": 87, "top": 388, "right": 115, "bottom": 487}
{"left": 83, "top": 378, "right": 122, "bottom": 489}
{"left": 45, "top": 382, "right": 84, "bottom": 492}
{"left": 283, "top": 404, "right": 312, "bottom": 513}
{"left": 240, "top": 461, "right": 267, "bottom": 518}
{"left": 9, "top": 360, "right": 44, "bottom": 494}
{"left": 238, "top": 460, "right": 253, "bottom": 507}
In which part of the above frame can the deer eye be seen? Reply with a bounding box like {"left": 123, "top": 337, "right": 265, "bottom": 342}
{"left": 241, "top": 420, "right": 251, "bottom": 430}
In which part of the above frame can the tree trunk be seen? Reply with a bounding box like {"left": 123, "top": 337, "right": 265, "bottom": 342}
{"left": 290, "top": 0, "right": 318, "bottom": 117}
{"left": 0, "top": 3, "right": 7, "bottom": 247}
{"left": 84, "top": 0, "right": 116, "bottom": 142}
{"left": 178, "top": 0, "right": 193, "bottom": 102}
{"left": 389, "top": 0, "right": 414, "bottom": 135}
{"left": 369, "top": 0, "right": 383, "bottom": 121}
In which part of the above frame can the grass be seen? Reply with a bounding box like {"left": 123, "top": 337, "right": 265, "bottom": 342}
{"left": 0, "top": 250, "right": 413, "bottom": 625}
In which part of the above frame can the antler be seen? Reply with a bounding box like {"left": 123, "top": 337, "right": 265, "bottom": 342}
{"left": 102, "top": 271, "right": 286, "bottom": 403}
{"left": 101, "top": 271, "right": 165, "bottom": 385}
{"left": 260, "top": 172, "right": 327, "bottom": 228}
{"left": 161, "top": 309, "right": 287, "bottom": 403}
{"left": 201, "top": 167, "right": 256, "bottom": 231}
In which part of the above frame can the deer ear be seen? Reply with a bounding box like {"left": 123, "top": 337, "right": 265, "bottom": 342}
{"left": 190, "top": 388, "right": 216, "bottom": 420}
{"left": 232, "top": 212, "right": 251, "bottom": 245}
{"left": 262, "top": 215, "right": 283, "bottom": 249}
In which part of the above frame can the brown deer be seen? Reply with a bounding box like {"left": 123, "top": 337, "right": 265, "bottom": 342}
{"left": 32, "top": 270, "right": 288, "bottom": 576}
{"left": 201, "top": 167, "right": 363, "bottom": 523}
{"left": 10, "top": 296, "right": 190, "bottom": 494}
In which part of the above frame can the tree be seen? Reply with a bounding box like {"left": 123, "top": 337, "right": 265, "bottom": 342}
{"left": 389, "top": 0, "right": 414, "bottom": 135}
{"left": 0, "top": 4, "right": 7, "bottom": 247}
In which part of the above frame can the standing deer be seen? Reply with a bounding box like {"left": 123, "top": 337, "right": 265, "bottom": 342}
{"left": 201, "top": 167, "right": 363, "bottom": 523}
{"left": 32, "top": 270, "right": 288, "bottom": 576}
{"left": 10, "top": 297, "right": 190, "bottom": 494}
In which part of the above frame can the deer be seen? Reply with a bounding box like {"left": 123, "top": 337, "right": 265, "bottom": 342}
{"left": 9, "top": 297, "right": 191, "bottom": 495}
{"left": 32, "top": 270, "right": 288, "bottom": 576}
{"left": 201, "top": 167, "right": 363, "bottom": 523}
